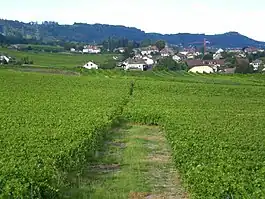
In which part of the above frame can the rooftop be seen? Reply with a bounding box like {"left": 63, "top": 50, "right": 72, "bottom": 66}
{"left": 126, "top": 58, "right": 146, "bottom": 64}
{"left": 186, "top": 59, "right": 225, "bottom": 68}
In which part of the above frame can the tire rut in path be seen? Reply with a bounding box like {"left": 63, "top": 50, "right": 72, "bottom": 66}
{"left": 63, "top": 124, "right": 188, "bottom": 199}
{"left": 128, "top": 125, "right": 188, "bottom": 199}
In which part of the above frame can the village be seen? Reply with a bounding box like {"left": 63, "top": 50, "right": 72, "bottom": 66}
{"left": 76, "top": 42, "right": 265, "bottom": 74}
{"left": 1, "top": 41, "right": 265, "bottom": 74}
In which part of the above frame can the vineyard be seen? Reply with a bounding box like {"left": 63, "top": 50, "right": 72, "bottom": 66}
{"left": 0, "top": 70, "right": 130, "bottom": 198}
{"left": 1, "top": 69, "right": 265, "bottom": 198}
{"left": 124, "top": 79, "right": 265, "bottom": 198}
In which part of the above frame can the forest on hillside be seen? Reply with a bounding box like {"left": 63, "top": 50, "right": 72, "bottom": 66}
{"left": 1, "top": 19, "right": 265, "bottom": 48}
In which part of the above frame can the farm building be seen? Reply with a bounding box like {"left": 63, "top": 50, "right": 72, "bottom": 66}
{"left": 70, "top": 48, "right": 76, "bottom": 52}
{"left": 186, "top": 59, "right": 225, "bottom": 73}
{"left": 140, "top": 46, "right": 159, "bottom": 56}
{"left": 250, "top": 59, "right": 263, "bottom": 71}
{"left": 188, "top": 66, "right": 214, "bottom": 74}
{"left": 160, "top": 47, "right": 174, "bottom": 57}
{"left": 0, "top": 55, "right": 10, "bottom": 64}
{"left": 123, "top": 58, "right": 147, "bottom": 71}
{"left": 172, "top": 55, "right": 181, "bottom": 62}
{"left": 186, "top": 59, "right": 225, "bottom": 68}
{"left": 83, "top": 45, "right": 101, "bottom": 54}
{"left": 142, "top": 56, "right": 154, "bottom": 65}
{"left": 83, "top": 61, "right": 99, "bottom": 70}
{"left": 216, "top": 48, "right": 224, "bottom": 54}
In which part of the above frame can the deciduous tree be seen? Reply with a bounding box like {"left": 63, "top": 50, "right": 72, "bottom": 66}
{"left": 155, "top": 40, "right": 166, "bottom": 51}
{"left": 202, "top": 53, "right": 213, "bottom": 60}
{"left": 154, "top": 57, "right": 186, "bottom": 71}
{"left": 235, "top": 58, "right": 253, "bottom": 74}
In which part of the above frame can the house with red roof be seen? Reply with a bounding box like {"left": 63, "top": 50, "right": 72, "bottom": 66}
{"left": 83, "top": 45, "right": 101, "bottom": 54}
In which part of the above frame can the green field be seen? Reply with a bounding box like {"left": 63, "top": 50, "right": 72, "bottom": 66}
{"left": 1, "top": 69, "right": 265, "bottom": 198}
{"left": 0, "top": 48, "right": 116, "bottom": 68}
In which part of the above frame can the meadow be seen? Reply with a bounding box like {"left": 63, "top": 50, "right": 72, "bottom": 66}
{"left": 0, "top": 69, "right": 265, "bottom": 198}
{"left": 0, "top": 47, "right": 116, "bottom": 68}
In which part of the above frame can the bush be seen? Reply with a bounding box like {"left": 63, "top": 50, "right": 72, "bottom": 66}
{"left": 235, "top": 59, "right": 253, "bottom": 74}
{"left": 21, "top": 57, "right": 34, "bottom": 65}
{"left": 100, "top": 60, "right": 117, "bottom": 69}
{"left": 154, "top": 57, "right": 187, "bottom": 71}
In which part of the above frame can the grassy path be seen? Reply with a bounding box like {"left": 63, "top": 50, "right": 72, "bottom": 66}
{"left": 63, "top": 124, "right": 187, "bottom": 199}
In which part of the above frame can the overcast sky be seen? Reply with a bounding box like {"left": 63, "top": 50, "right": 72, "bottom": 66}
{"left": 1, "top": 0, "right": 265, "bottom": 41}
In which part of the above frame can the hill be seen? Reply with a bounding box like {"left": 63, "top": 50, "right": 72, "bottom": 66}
{"left": 0, "top": 19, "right": 265, "bottom": 48}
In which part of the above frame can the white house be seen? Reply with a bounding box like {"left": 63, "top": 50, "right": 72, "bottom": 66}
{"left": 0, "top": 55, "right": 10, "bottom": 63}
{"left": 213, "top": 53, "right": 223, "bottom": 60}
{"left": 194, "top": 52, "right": 201, "bottom": 56}
{"left": 83, "top": 61, "right": 99, "bottom": 69}
{"left": 238, "top": 53, "right": 247, "bottom": 58}
{"left": 134, "top": 54, "right": 142, "bottom": 59}
{"left": 216, "top": 48, "right": 224, "bottom": 54}
{"left": 92, "top": 49, "right": 101, "bottom": 54}
{"left": 187, "top": 54, "right": 195, "bottom": 59}
{"left": 213, "top": 48, "right": 224, "bottom": 60}
{"left": 83, "top": 45, "right": 101, "bottom": 54}
{"left": 147, "top": 54, "right": 153, "bottom": 58}
{"left": 250, "top": 59, "right": 263, "bottom": 71}
{"left": 228, "top": 49, "right": 242, "bottom": 53}
{"left": 70, "top": 48, "right": 76, "bottom": 52}
{"left": 172, "top": 55, "right": 181, "bottom": 62}
{"left": 244, "top": 47, "right": 258, "bottom": 54}
{"left": 179, "top": 51, "right": 189, "bottom": 56}
{"left": 160, "top": 48, "right": 174, "bottom": 57}
{"left": 188, "top": 66, "right": 214, "bottom": 74}
{"left": 141, "top": 46, "right": 159, "bottom": 55}
{"left": 119, "top": 48, "right": 125, "bottom": 53}
{"left": 160, "top": 49, "right": 169, "bottom": 57}
{"left": 123, "top": 58, "right": 147, "bottom": 71}
{"left": 83, "top": 49, "right": 89, "bottom": 53}
{"left": 140, "top": 50, "right": 149, "bottom": 56}
{"left": 115, "top": 47, "right": 125, "bottom": 53}
{"left": 142, "top": 56, "right": 154, "bottom": 65}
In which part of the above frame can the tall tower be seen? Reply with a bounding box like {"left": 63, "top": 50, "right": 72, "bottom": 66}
{"left": 203, "top": 38, "right": 207, "bottom": 54}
